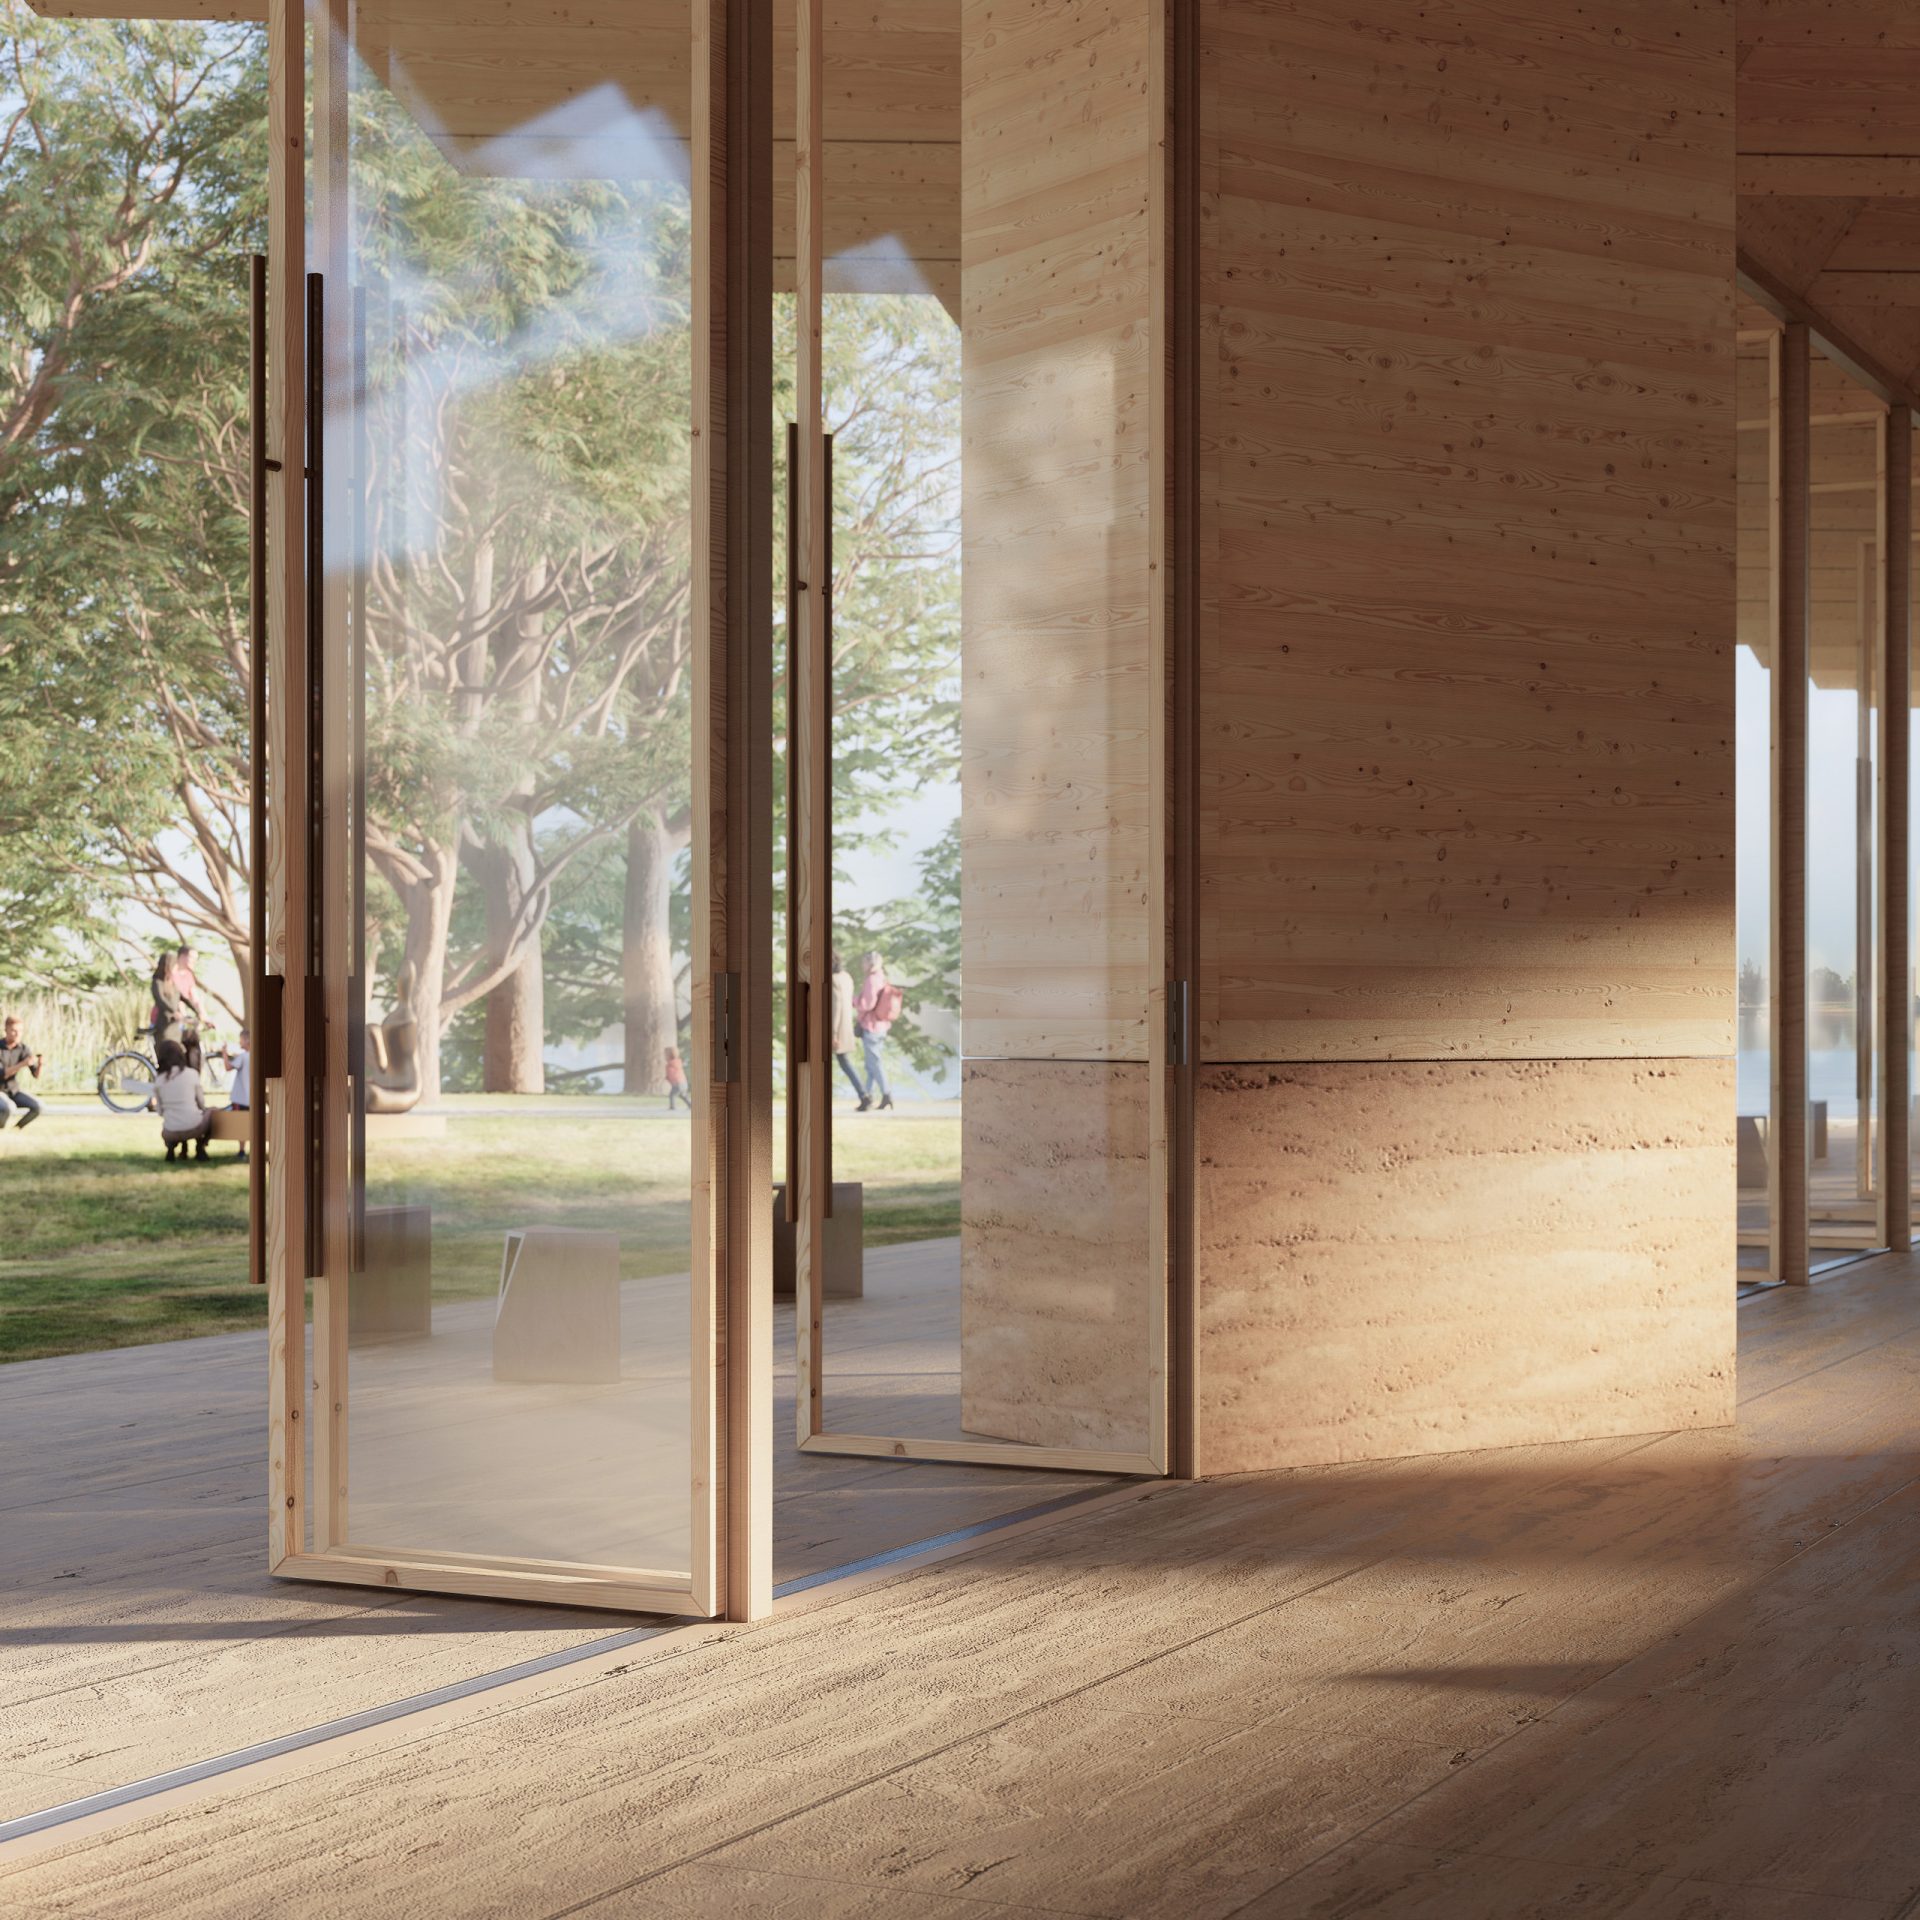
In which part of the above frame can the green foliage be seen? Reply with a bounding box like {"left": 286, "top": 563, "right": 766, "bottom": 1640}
{"left": 348, "top": 80, "right": 701, "bottom": 1061}
{"left": 0, "top": 3, "right": 263, "bottom": 977}
{"left": 0, "top": 18, "right": 967, "bottom": 1091}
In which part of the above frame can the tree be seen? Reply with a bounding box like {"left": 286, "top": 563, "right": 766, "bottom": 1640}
{"left": 768, "top": 290, "right": 966, "bottom": 1092}
{"left": 0, "top": 2, "right": 260, "bottom": 987}
{"left": 0, "top": 21, "right": 970, "bottom": 1104}
{"left": 348, "top": 79, "right": 696, "bottom": 1098}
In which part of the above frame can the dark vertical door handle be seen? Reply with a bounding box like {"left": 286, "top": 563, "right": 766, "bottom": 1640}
{"left": 784, "top": 421, "right": 800, "bottom": 1226}
{"left": 349, "top": 286, "right": 368, "bottom": 1276}
{"left": 249, "top": 254, "right": 271, "bottom": 1285}
{"left": 304, "top": 271, "right": 325, "bottom": 1281}
{"left": 821, "top": 430, "right": 834, "bottom": 1222}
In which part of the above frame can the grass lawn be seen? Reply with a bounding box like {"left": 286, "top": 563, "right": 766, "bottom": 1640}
{"left": 0, "top": 1094, "right": 960, "bottom": 1365}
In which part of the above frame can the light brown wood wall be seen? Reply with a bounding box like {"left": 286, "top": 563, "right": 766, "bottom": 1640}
{"left": 1198, "top": 0, "right": 1737, "bottom": 1066}
{"left": 1193, "top": 0, "right": 1739, "bottom": 1473}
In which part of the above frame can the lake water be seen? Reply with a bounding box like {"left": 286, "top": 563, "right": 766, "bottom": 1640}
{"left": 1736, "top": 1048, "right": 1902, "bottom": 1120}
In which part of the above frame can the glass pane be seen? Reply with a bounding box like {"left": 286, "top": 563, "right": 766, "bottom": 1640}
{"left": 1736, "top": 333, "right": 1773, "bottom": 1281}
{"left": 332, "top": 0, "right": 698, "bottom": 1574}
{"left": 809, "top": 0, "right": 1159, "bottom": 1457}
{"left": 1808, "top": 354, "right": 1881, "bottom": 1271}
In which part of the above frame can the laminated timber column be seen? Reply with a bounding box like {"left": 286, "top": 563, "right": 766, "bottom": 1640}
{"left": 1773, "top": 323, "right": 1810, "bottom": 1284}
{"left": 1881, "top": 405, "right": 1912, "bottom": 1252}
{"left": 1190, "top": 0, "right": 1739, "bottom": 1471}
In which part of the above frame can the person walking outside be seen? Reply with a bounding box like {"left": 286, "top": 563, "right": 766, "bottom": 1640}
{"left": 173, "top": 944, "right": 204, "bottom": 1026}
{"left": 829, "top": 950, "right": 867, "bottom": 1109}
{"left": 664, "top": 1045, "right": 691, "bottom": 1113}
{"left": 854, "top": 950, "right": 901, "bottom": 1112}
{"left": 0, "top": 1015, "right": 45, "bottom": 1129}
{"left": 148, "top": 1037, "right": 212, "bottom": 1162}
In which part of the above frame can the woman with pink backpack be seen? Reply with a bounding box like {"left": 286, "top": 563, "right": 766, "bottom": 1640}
{"left": 854, "top": 949, "right": 902, "bottom": 1112}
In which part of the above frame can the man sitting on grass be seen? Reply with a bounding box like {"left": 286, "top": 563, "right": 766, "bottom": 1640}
{"left": 148, "top": 1037, "right": 212, "bottom": 1163}
{"left": 0, "top": 1016, "right": 44, "bottom": 1129}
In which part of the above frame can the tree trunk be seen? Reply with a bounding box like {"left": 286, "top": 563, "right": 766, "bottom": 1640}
{"left": 473, "top": 815, "right": 546, "bottom": 1094}
{"left": 624, "top": 810, "right": 679, "bottom": 1095}
{"left": 397, "top": 847, "right": 458, "bottom": 1104}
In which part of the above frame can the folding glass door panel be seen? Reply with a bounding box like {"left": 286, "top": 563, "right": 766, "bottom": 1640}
{"left": 290, "top": 0, "right": 729, "bottom": 1611}
{"left": 1736, "top": 330, "right": 1775, "bottom": 1281}
{"left": 789, "top": 0, "right": 1168, "bottom": 1472}
{"left": 1808, "top": 353, "right": 1885, "bottom": 1271}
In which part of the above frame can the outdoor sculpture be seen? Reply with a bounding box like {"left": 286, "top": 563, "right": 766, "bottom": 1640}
{"left": 365, "top": 962, "right": 424, "bottom": 1115}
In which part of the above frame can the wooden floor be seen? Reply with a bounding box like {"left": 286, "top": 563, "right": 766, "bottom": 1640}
{"left": 0, "top": 1241, "right": 1102, "bottom": 1824}
{"left": 2, "top": 1250, "right": 1916, "bottom": 1914}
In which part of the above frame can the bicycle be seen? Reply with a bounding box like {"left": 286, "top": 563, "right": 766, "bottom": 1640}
{"left": 97, "top": 1022, "right": 226, "bottom": 1115}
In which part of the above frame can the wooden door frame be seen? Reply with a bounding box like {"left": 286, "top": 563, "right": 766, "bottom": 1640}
{"left": 263, "top": 0, "right": 774, "bottom": 1620}
{"left": 1741, "top": 272, "right": 1919, "bottom": 1281}
{"left": 788, "top": 0, "right": 1181, "bottom": 1480}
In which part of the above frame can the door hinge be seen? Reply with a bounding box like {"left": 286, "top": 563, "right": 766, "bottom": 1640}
{"left": 1168, "top": 978, "right": 1191, "bottom": 1069}
{"left": 714, "top": 971, "right": 741, "bottom": 1084}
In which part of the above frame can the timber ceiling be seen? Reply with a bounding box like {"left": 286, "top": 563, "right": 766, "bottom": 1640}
{"left": 31, "top": 0, "right": 1920, "bottom": 388}
{"left": 30, "top": 0, "right": 961, "bottom": 300}
{"left": 1738, "top": 0, "right": 1920, "bottom": 397}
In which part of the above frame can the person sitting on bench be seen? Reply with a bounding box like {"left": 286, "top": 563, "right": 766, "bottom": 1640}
{"left": 148, "top": 1038, "right": 212, "bottom": 1163}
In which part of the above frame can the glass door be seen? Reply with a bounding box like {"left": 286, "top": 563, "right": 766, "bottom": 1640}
{"left": 789, "top": 0, "right": 1169, "bottom": 1473}
{"left": 286, "top": 0, "right": 738, "bottom": 1612}
{"left": 1808, "top": 353, "right": 1886, "bottom": 1270}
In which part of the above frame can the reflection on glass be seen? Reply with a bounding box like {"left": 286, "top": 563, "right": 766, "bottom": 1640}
{"left": 334, "top": 6, "right": 697, "bottom": 1575}
{"left": 1808, "top": 353, "right": 1881, "bottom": 1271}
{"left": 811, "top": 0, "right": 1157, "bottom": 1458}
{"left": 1736, "top": 335, "right": 1773, "bottom": 1279}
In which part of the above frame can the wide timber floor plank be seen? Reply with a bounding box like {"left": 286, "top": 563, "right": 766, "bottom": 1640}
{"left": 2, "top": 1255, "right": 1916, "bottom": 1916}
{"left": 0, "top": 1266, "right": 1102, "bottom": 1816}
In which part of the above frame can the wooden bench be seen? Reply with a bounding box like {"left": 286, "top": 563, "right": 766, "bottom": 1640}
{"left": 772, "top": 1182, "right": 865, "bottom": 1299}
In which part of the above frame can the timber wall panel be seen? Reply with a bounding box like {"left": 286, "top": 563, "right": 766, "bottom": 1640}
{"left": 1198, "top": 0, "right": 1738, "bottom": 1063}
{"left": 1193, "top": 0, "right": 1738, "bottom": 1473}
{"left": 1193, "top": 1060, "right": 1737, "bottom": 1475}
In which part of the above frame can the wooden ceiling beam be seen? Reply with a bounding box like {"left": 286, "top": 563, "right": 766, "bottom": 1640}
{"left": 1808, "top": 270, "right": 1920, "bottom": 306}
{"left": 1740, "top": 47, "right": 1920, "bottom": 155}
{"left": 1740, "top": 250, "right": 1920, "bottom": 413}
{"left": 1740, "top": 156, "right": 1920, "bottom": 196}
